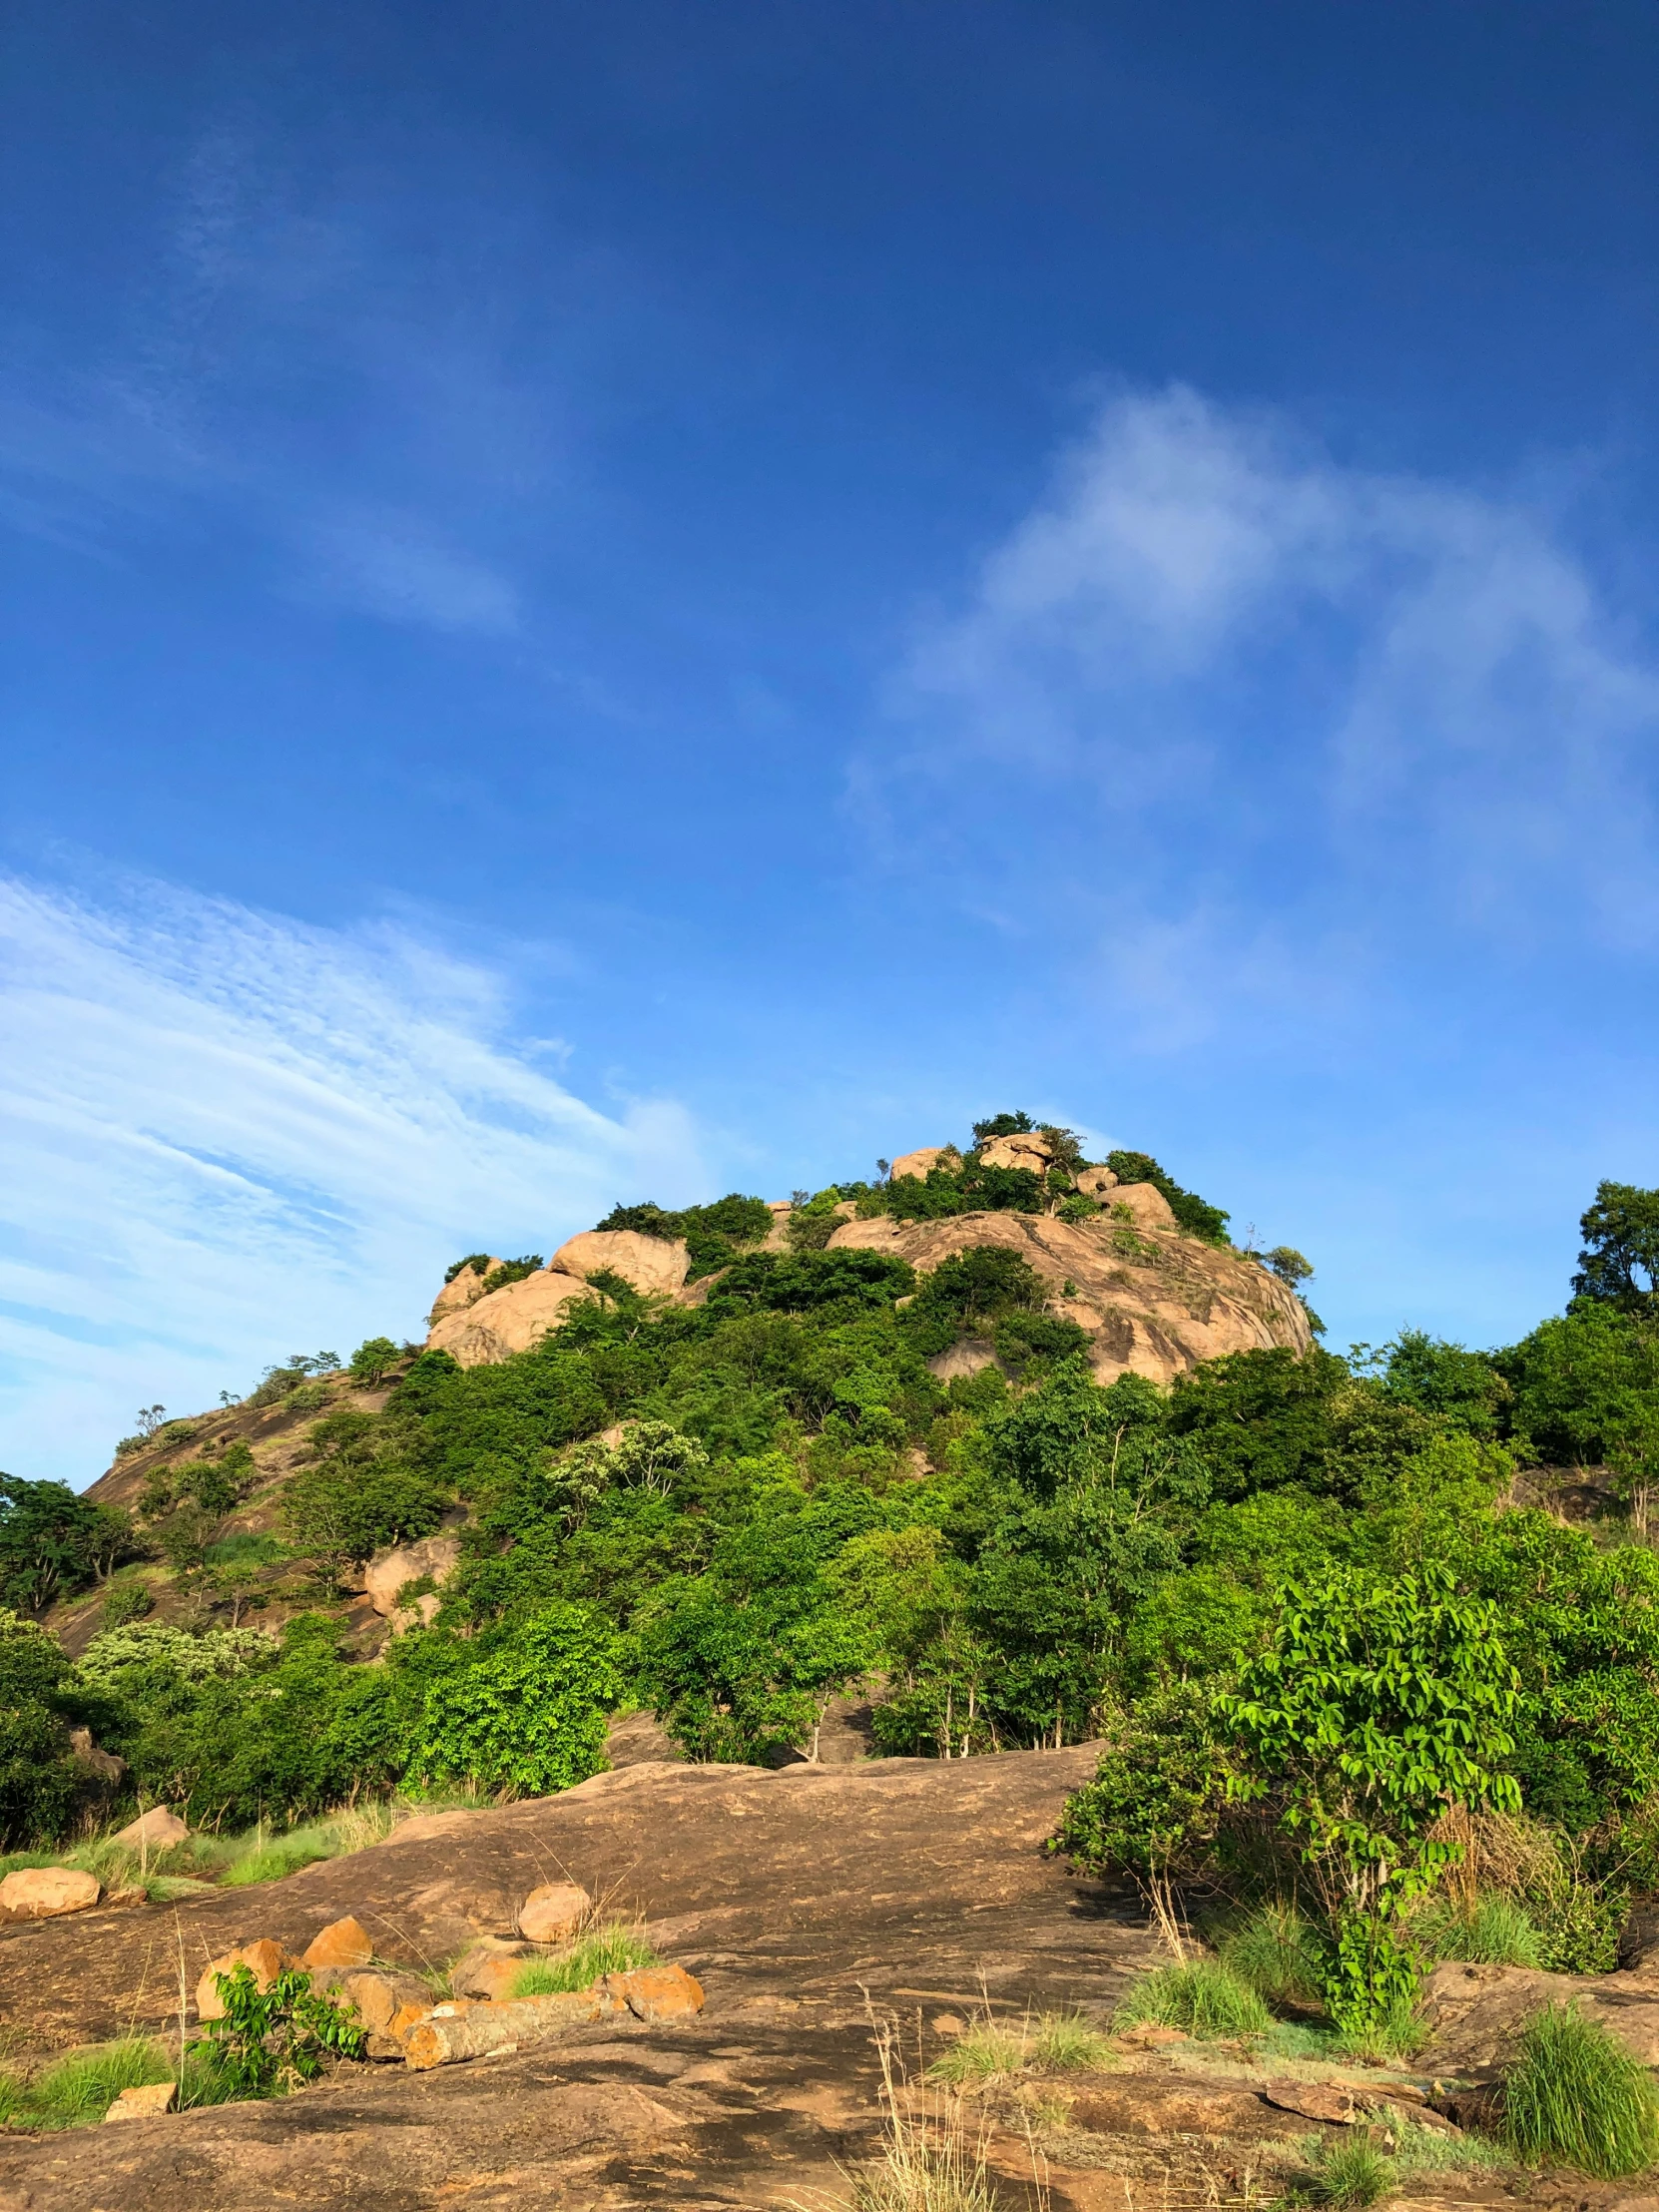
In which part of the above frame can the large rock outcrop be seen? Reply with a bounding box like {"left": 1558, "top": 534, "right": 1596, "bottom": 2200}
{"left": 426, "top": 1268, "right": 594, "bottom": 1364}
{"left": 827, "top": 1208, "right": 1310, "bottom": 1384}
{"left": 549, "top": 1231, "right": 690, "bottom": 1298}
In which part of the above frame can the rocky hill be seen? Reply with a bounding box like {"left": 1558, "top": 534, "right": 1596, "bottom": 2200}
{"left": 421, "top": 1128, "right": 1310, "bottom": 1383}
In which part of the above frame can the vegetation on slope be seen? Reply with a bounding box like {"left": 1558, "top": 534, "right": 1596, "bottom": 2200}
{"left": 8, "top": 1134, "right": 1659, "bottom": 2046}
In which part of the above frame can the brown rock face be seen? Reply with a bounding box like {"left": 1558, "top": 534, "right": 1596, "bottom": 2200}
{"left": 301, "top": 1916, "right": 374, "bottom": 1969}
{"left": 426, "top": 1260, "right": 505, "bottom": 1327}
{"left": 362, "top": 1536, "right": 461, "bottom": 1621}
{"left": 888, "top": 1146, "right": 960, "bottom": 1182}
{"left": 426, "top": 1268, "right": 592, "bottom": 1365}
{"left": 1102, "top": 1180, "right": 1176, "bottom": 1232}
{"left": 550, "top": 1230, "right": 690, "bottom": 1297}
{"left": 0, "top": 1868, "right": 100, "bottom": 1921}
{"left": 1419, "top": 1958, "right": 1659, "bottom": 2071}
{"left": 828, "top": 1209, "right": 1310, "bottom": 1385}
{"left": 976, "top": 1131, "right": 1054, "bottom": 1176}
{"left": 517, "top": 1881, "right": 592, "bottom": 1943}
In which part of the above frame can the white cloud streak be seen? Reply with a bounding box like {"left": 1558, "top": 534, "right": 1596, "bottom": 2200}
{"left": 0, "top": 876, "right": 702, "bottom": 1484}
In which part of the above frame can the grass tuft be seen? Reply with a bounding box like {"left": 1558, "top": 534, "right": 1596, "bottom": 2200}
{"left": 510, "top": 1921, "right": 659, "bottom": 1997}
{"left": 1114, "top": 1959, "right": 1270, "bottom": 2040}
{"left": 1503, "top": 2000, "right": 1659, "bottom": 2178}
{"left": 0, "top": 2038, "right": 175, "bottom": 2130}
{"left": 926, "top": 2021, "right": 1028, "bottom": 2085}
{"left": 1412, "top": 1891, "right": 1544, "bottom": 1969}
{"left": 1299, "top": 2135, "right": 1394, "bottom": 2207}
{"left": 1219, "top": 1902, "right": 1326, "bottom": 2007}
{"left": 1027, "top": 2010, "right": 1115, "bottom": 2072}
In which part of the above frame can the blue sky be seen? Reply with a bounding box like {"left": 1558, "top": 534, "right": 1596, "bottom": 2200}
{"left": 4, "top": 0, "right": 1659, "bottom": 1481}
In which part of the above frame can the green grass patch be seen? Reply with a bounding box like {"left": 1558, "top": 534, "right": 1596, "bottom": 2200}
{"left": 213, "top": 1805, "right": 393, "bottom": 1888}
{"left": 1503, "top": 2000, "right": 1659, "bottom": 2178}
{"left": 1218, "top": 1902, "right": 1327, "bottom": 2008}
{"left": 926, "top": 2019, "right": 1030, "bottom": 2085}
{"left": 1027, "top": 2011, "right": 1116, "bottom": 2071}
{"left": 0, "top": 2038, "right": 176, "bottom": 2129}
{"left": 509, "top": 1922, "right": 659, "bottom": 1997}
{"left": 1412, "top": 1892, "right": 1544, "bottom": 1969}
{"left": 1291, "top": 2134, "right": 1394, "bottom": 2207}
{"left": 1114, "top": 1959, "right": 1270, "bottom": 2040}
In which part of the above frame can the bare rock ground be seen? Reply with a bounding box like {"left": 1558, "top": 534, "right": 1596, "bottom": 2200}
{"left": 0, "top": 1748, "right": 1639, "bottom": 2212}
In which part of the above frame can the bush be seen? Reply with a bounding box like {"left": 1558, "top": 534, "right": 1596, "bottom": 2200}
{"left": 1106, "top": 1151, "right": 1231, "bottom": 1246}
{"left": 0, "top": 2036, "right": 177, "bottom": 2129}
{"left": 1114, "top": 1960, "right": 1270, "bottom": 2038}
{"left": 1297, "top": 2136, "right": 1395, "bottom": 2208}
{"left": 1219, "top": 1903, "right": 1326, "bottom": 2007}
{"left": 1503, "top": 2001, "right": 1659, "bottom": 2177}
{"left": 100, "top": 1579, "right": 154, "bottom": 1628}
{"left": 189, "top": 1963, "right": 366, "bottom": 2099}
{"left": 414, "top": 1603, "right": 620, "bottom": 1797}
{"left": 349, "top": 1337, "right": 401, "bottom": 1385}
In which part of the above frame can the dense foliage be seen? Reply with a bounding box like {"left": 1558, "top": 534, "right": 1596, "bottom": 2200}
{"left": 18, "top": 1143, "right": 1659, "bottom": 2037}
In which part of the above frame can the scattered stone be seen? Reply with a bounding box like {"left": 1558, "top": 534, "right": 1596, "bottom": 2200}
{"left": 195, "top": 1937, "right": 293, "bottom": 2021}
{"left": 1261, "top": 2080, "right": 1357, "bottom": 2125}
{"left": 604, "top": 1964, "right": 706, "bottom": 2022}
{"left": 104, "top": 2081, "right": 177, "bottom": 2122}
{"left": 517, "top": 1882, "right": 591, "bottom": 1943}
{"left": 0, "top": 1867, "right": 101, "bottom": 1921}
{"left": 302, "top": 1915, "right": 374, "bottom": 1969}
{"left": 111, "top": 1806, "right": 189, "bottom": 1851}
{"left": 449, "top": 1936, "right": 531, "bottom": 1998}
{"left": 404, "top": 1990, "right": 601, "bottom": 2069}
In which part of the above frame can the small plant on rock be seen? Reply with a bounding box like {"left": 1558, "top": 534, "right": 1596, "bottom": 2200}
{"left": 510, "top": 1921, "right": 658, "bottom": 1996}
{"left": 189, "top": 1963, "right": 366, "bottom": 2098}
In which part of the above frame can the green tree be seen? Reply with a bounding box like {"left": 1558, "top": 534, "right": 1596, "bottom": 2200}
{"left": 1218, "top": 1562, "right": 1519, "bottom": 2027}
{"left": 0, "top": 1475, "right": 132, "bottom": 1613}
{"left": 1574, "top": 1181, "right": 1659, "bottom": 1311}
{"left": 349, "top": 1337, "right": 401, "bottom": 1385}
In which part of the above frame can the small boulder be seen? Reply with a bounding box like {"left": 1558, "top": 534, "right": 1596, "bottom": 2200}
{"left": 517, "top": 1882, "right": 591, "bottom": 1943}
{"left": 977, "top": 1132, "right": 1053, "bottom": 1177}
{"left": 302, "top": 1916, "right": 374, "bottom": 1969}
{"left": 1104, "top": 1180, "right": 1176, "bottom": 1232}
{"left": 334, "top": 1969, "right": 426, "bottom": 2034}
{"left": 195, "top": 1937, "right": 292, "bottom": 2021}
{"left": 0, "top": 1867, "right": 101, "bottom": 1921}
{"left": 1074, "top": 1165, "right": 1118, "bottom": 1197}
{"left": 448, "top": 1936, "right": 531, "bottom": 1998}
{"left": 104, "top": 2081, "right": 177, "bottom": 2122}
{"left": 550, "top": 1230, "right": 690, "bottom": 1298}
{"left": 605, "top": 1964, "right": 705, "bottom": 2022}
{"left": 112, "top": 1806, "right": 190, "bottom": 1851}
{"left": 464, "top": 1954, "right": 532, "bottom": 2005}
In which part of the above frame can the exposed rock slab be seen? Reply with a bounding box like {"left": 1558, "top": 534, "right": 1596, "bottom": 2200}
{"left": 828, "top": 1210, "right": 1311, "bottom": 1384}
{"left": 1419, "top": 1958, "right": 1659, "bottom": 2071}
{"left": 426, "top": 1269, "right": 593, "bottom": 1364}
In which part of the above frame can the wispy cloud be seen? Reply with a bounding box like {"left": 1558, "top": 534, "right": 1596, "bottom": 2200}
{"left": 0, "top": 875, "right": 702, "bottom": 1484}
{"left": 887, "top": 385, "right": 1659, "bottom": 1010}
{"left": 0, "top": 118, "right": 543, "bottom": 636}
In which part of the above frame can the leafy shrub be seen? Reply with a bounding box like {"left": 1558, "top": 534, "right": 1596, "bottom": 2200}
{"left": 189, "top": 1963, "right": 366, "bottom": 2099}
{"left": 414, "top": 1603, "right": 620, "bottom": 1797}
{"left": 482, "top": 1257, "right": 542, "bottom": 1294}
{"left": 972, "top": 1111, "right": 1033, "bottom": 1140}
{"left": 705, "top": 1250, "right": 915, "bottom": 1316}
{"left": 992, "top": 1311, "right": 1091, "bottom": 1379}
{"left": 444, "top": 1254, "right": 492, "bottom": 1284}
{"left": 1114, "top": 1960, "right": 1269, "bottom": 2038}
{"left": 1106, "top": 1150, "right": 1231, "bottom": 1245}
{"left": 884, "top": 1162, "right": 1046, "bottom": 1223}
{"left": 1502, "top": 2001, "right": 1659, "bottom": 2177}
{"left": 100, "top": 1579, "right": 154, "bottom": 1628}
{"left": 0, "top": 1475, "right": 132, "bottom": 1613}
{"left": 349, "top": 1337, "right": 401, "bottom": 1384}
